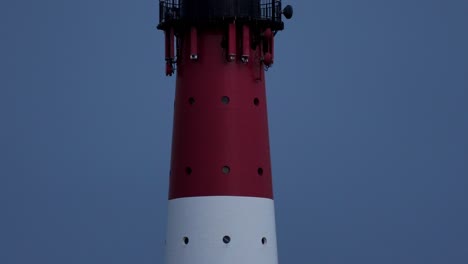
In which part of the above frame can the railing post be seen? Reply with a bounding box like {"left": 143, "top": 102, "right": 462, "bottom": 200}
{"left": 271, "top": 0, "right": 275, "bottom": 21}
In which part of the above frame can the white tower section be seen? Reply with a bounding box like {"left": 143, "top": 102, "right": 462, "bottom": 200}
{"left": 165, "top": 196, "right": 278, "bottom": 264}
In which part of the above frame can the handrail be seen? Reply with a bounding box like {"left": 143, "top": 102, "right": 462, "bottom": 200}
{"left": 159, "top": 0, "right": 282, "bottom": 24}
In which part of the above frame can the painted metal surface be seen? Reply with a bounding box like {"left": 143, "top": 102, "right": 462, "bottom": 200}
{"left": 165, "top": 196, "right": 278, "bottom": 264}
{"left": 158, "top": 1, "right": 294, "bottom": 263}
{"left": 169, "top": 28, "right": 274, "bottom": 199}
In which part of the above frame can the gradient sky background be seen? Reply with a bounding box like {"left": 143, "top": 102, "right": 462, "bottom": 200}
{"left": 1, "top": 0, "right": 468, "bottom": 263}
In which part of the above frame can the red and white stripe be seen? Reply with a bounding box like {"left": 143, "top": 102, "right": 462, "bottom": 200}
{"left": 165, "top": 27, "right": 278, "bottom": 264}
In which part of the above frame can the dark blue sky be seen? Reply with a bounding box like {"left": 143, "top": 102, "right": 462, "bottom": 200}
{"left": 1, "top": 0, "right": 467, "bottom": 263}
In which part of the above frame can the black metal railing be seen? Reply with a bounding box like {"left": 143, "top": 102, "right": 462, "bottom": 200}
{"left": 159, "top": 0, "right": 282, "bottom": 25}
{"left": 260, "top": 0, "right": 282, "bottom": 21}
{"left": 159, "top": 0, "right": 181, "bottom": 24}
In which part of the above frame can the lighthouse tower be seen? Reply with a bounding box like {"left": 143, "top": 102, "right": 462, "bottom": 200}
{"left": 157, "top": 1, "right": 293, "bottom": 263}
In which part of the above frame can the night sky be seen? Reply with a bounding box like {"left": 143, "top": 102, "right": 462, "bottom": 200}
{"left": 1, "top": 0, "right": 468, "bottom": 263}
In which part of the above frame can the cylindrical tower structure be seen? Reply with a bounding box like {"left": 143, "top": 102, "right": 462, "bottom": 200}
{"left": 157, "top": 1, "right": 293, "bottom": 263}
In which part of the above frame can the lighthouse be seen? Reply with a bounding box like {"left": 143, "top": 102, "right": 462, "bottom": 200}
{"left": 157, "top": 0, "right": 293, "bottom": 263}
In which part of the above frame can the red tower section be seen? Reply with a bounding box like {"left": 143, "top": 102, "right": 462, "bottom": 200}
{"left": 170, "top": 29, "right": 273, "bottom": 199}
{"left": 158, "top": 1, "right": 293, "bottom": 264}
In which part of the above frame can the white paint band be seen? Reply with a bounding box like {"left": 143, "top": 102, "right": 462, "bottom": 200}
{"left": 165, "top": 196, "right": 278, "bottom": 264}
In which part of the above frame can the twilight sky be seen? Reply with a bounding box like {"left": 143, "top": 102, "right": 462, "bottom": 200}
{"left": 1, "top": 0, "right": 467, "bottom": 263}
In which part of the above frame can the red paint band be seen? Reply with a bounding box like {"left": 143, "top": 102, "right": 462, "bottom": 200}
{"left": 169, "top": 30, "right": 273, "bottom": 199}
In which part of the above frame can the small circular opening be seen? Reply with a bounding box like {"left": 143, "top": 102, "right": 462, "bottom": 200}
{"left": 223, "top": 235, "right": 231, "bottom": 244}
{"left": 222, "top": 166, "right": 230, "bottom": 174}
{"left": 221, "top": 96, "right": 230, "bottom": 104}
{"left": 254, "top": 98, "right": 260, "bottom": 106}
{"left": 183, "top": 237, "right": 189, "bottom": 245}
{"left": 185, "top": 167, "right": 192, "bottom": 175}
{"left": 261, "top": 237, "right": 267, "bottom": 245}
{"left": 258, "top": 168, "right": 264, "bottom": 175}
{"left": 188, "top": 97, "right": 195, "bottom": 105}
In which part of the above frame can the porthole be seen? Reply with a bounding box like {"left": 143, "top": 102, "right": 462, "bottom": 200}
{"left": 183, "top": 236, "right": 189, "bottom": 245}
{"left": 223, "top": 235, "right": 231, "bottom": 244}
{"left": 185, "top": 167, "right": 192, "bottom": 175}
{"left": 254, "top": 98, "right": 260, "bottom": 106}
{"left": 222, "top": 166, "right": 230, "bottom": 174}
{"left": 221, "top": 96, "right": 230, "bottom": 104}
{"left": 188, "top": 97, "right": 195, "bottom": 105}
{"left": 261, "top": 237, "right": 267, "bottom": 245}
{"left": 257, "top": 167, "right": 264, "bottom": 175}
